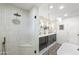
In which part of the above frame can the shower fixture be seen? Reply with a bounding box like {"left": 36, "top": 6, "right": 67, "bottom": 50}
{"left": 14, "top": 13, "right": 21, "bottom": 17}
{"left": 1, "top": 37, "right": 7, "bottom": 55}
{"left": 12, "top": 13, "right": 21, "bottom": 25}
{"left": 12, "top": 19, "right": 21, "bottom": 24}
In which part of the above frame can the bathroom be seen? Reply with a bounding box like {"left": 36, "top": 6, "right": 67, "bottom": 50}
{"left": 0, "top": 3, "right": 79, "bottom": 55}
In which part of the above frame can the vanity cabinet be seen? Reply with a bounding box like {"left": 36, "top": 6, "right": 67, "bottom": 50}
{"left": 39, "top": 34, "right": 56, "bottom": 51}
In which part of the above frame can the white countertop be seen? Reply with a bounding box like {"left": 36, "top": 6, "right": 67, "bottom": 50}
{"left": 39, "top": 33, "right": 56, "bottom": 37}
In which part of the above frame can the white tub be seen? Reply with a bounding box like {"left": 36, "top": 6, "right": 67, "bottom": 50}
{"left": 57, "top": 43, "right": 79, "bottom": 55}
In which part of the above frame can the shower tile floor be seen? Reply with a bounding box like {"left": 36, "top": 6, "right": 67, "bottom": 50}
{"left": 43, "top": 43, "right": 61, "bottom": 55}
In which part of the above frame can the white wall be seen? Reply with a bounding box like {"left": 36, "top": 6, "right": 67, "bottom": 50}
{"left": 29, "top": 6, "right": 40, "bottom": 54}
{"left": 57, "top": 16, "right": 79, "bottom": 45}
{"left": 0, "top": 4, "right": 33, "bottom": 55}
{"left": 38, "top": 4, "right": 49, "bottom": 17}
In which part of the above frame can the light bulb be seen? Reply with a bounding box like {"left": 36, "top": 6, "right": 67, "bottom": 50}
{"left": 49, "top": 5, "right": 53, "bottom": 9}
{"left": 59, "top": 5, "right": 64, "bottom": 10}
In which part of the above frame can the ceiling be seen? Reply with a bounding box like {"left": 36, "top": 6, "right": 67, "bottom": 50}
{"left": 49, "top": 3, "right": 79, "bottom": 20}
{"left": 38, "top": 3, "right": 79, "bottom": 20}
{"left": 11, "top": 3, "right": 39, "bottom": 10}
{"left": 11, "top": 3, "right": 79, "bottom": 20}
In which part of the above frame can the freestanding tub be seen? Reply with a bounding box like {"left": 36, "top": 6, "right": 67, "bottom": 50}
{"left": 57, "top": 43, "right": 79, "bottom": 55}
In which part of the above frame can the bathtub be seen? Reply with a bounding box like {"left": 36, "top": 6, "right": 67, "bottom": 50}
{"left": 57, "top": 43, "right": 79, "bottom": 55}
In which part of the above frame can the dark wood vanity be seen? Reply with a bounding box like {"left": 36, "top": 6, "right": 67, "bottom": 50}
{"left": 39, "top": 34, "right": 56, "bottom": 51}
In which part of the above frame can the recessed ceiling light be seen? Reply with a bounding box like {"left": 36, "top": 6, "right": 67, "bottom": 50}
{"left": 59, "top": 5, "right": 64, "bottom": 10}
{"left": 64, "top": 14, "right": 68, "bottom": 17}
{"left": 49, "top": 5, "right": 53, "bottom": 9}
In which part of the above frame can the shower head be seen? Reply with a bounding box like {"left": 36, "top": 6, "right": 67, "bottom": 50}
{"left": 12, "top": 13, "right": 21, "bottom": 25}
{"left": 14, "top": 13, "right": 21, "bottom": 17}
